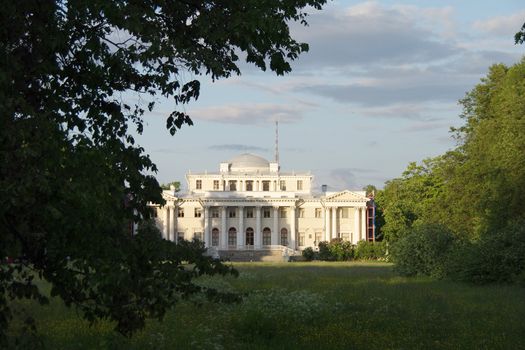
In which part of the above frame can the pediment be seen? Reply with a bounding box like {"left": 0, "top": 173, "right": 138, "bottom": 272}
{"left": 325, "top": 190, "right": 368, "bottom": 202}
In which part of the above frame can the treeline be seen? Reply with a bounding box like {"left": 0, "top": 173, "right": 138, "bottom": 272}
{"left": 374, "top": 58, "right": 525, "bottom": 284}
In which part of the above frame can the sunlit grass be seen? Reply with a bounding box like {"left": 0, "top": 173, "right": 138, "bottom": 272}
{"left": 7, "top": 262, "right": 525, "bottom": 349}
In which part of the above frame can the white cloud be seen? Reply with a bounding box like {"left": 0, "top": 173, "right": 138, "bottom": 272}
{"left": 473, "top": 11, "right": 525, "bottom": 37}
{"left": 189, "top": 103, "right": 307, "bottom": 124}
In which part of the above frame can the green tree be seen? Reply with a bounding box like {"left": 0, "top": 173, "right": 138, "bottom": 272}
{"left": 0, "top": 0, "right": 327, "bottom": 343}
{"left": 161, "top": 181, "right": 181, "bottom": 192}
{"left": 376, "top": 157, "right": 446, "bottom": 242}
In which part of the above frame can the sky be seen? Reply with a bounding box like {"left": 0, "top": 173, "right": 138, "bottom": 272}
{"left": 135, "top": 0, "right": 524, "bottom": 191}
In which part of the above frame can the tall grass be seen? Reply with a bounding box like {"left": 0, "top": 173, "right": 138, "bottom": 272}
{"left": 7, "top": 262, "right": 525, "bottom": 349}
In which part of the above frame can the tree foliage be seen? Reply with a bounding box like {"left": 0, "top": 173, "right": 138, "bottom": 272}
{"left": 0, "top": 0, "right": 327, "bottom": 343}
{"left": 378, "top": 58, "right": 525, "bottom": 284}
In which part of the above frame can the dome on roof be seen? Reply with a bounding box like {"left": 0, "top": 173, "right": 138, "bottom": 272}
{"left": 229, "top": 153, "right": 270, "bottom": 171}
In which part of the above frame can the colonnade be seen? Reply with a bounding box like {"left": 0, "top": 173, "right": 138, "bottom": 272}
{"left": 162, "top": 204, "right": 367, "bottom": 249}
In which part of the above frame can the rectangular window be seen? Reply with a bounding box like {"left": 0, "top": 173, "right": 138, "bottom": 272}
{"left": 229, "top": 209, "right": 236, "bottom": 218}
{"left": 229, "top": 180, "right": 237, "bottom": 191}
{"left": 194, "top": 232, "right": 203, "bottom": 241}
{"left": 279, "top": 180, "right": 286, "bottom": 191}
{"left": 211, "top": 208, "right": 219, "bottom": 218}
{"left": 194, "top": 208, "right": 202, "bottom": 218}
{"left": 298, "top": 208, "right": 305, "bottom": 218}
{"left": 246, "top": 208, "right": 254, "bottom": 218}
{"left": 196, "top": 179, "right": 202, "bottom": 190}
{"left": 297, "top": 180, "right": 303, "bottom": 191}
{"left": 341, "top": 208, "right": 349, "bottom": 218}
{"left": 178, "top": 208, "right": 184, "bottom": 218}
{"left": 279, "top": 207, "right": 287, "bottom": 218}
{"left": 299, "top": 232, "right": 305, "bottom": 246}
{"left": 341, "top": 232, "right": 350, "bottom": 242}
{"left": 213, "top": 180, "right": 219, "bottom": 190}
{"left": 262, "top": 181, "right": 270, "bottom": 191}
{"left": 315, "top": 232, "right": 322, "bottom": 245}
{"left": 246, "top": 180, "right": 253, "bottom": 191}
{"left": 263, "top": 208, "right": 271, "bottom": 218}
{"left": 315, "top": 208, "right": 322, "bottom": 218}
{"left": 177, "top": 232, "right": 185, "bottom": 242}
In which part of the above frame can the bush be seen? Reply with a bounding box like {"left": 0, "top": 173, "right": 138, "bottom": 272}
{"left": 318, "top": 239, "right": 354, "bottom": 261}
{"left": 390, "top": 224, "right": 454, "bottom": 278}
{"left": 354, "top": 240, "right": 387, "bottom": 260}
{"left": 446, "top": 219, "right": 525, "bottom": 284}
{"left": 302, "top": 247, "right": 316, "bottom": 261}
{"left": 318, "top": 241, "right": 333, "bottom": 261}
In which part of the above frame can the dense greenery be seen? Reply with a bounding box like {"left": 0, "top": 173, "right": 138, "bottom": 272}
{"left": 377, "top": 58, "right": 525, "bottom": 284}
{"left": 0, "top": 0, "right": 327, "bottom": 343}
{"left": 6, "top": 262, "right": 525, "bottom": 349}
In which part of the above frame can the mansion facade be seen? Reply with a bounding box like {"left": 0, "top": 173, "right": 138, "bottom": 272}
{"left": 153, "top": 153, "right": 375, "bottom": 253}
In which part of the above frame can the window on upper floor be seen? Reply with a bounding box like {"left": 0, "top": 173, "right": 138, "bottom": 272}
{"left": 211, "top": 208, "right": 219, "bottom": 218}
{"left": 315, "top": 208, "right": 322, "bottom": 218}
{"left": 229, "top": 180, "right": 237, "bottom": 191}
{"left": 297, "top": 180, "right": 303, "bottom": 191}
{"left": 229, "top": 209, "right": 236, "bottom": 218}
{"left": 196, "top": 179, "right": 202, "bottom": 190}
{"left": 178, "top": 208, "right": 184, "bottom": 218}
{"left": 194, "top": 208, "right": 202, "bottom": 218}
{"left": 262, "top": 181, "right": 270, "bottom": 191}
{"left": 263, "top": 208, "right": 271, "bottom": 218}
{"left": 246, "top": 180, "right": 253, "bottom": 191}
{"left": 279, "top": 180, "right": 286, "bottom": 191}
{"left": 246, "top": 208, "right": 254, "bottom": 218}
{"left": 298, "top": 208, "right": 305, "bottom": 218}
{"left": 213, "top": 180, "right": 219, "bottom": 190}
{"left": 341, "top": 208, "right": 349, "bottom": 218}
{"left": 279, "top": 207, "right": 287, "bottom": 218}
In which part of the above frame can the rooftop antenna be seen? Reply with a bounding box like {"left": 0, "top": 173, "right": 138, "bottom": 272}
{"left": 275, "top": 120, "right": 279, "bottom": 164}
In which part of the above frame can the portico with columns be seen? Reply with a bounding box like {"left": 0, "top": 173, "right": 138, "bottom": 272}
{"left": 153, "top": 153, "right": 373, "bottom": 252}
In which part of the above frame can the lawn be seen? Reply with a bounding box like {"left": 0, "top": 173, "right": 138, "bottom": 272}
{"left": 7, "top": 262, "right": 525, "bottom": 349}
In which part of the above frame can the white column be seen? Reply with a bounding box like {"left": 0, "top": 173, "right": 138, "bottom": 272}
{"left": 331, "top": 207, "right": 337, "bottom": 239}
{"left": 272, "top": 206, "right": 279, "bottom": 245}
{"left": 290, "top": 205, "right": 296, "bottom": 250}
{"left": 203, "top": 206, "right": 210, "bottom": 247}
{"left": 169, "top": 203, "right": 176, "bottom": 242}
{"left": 354, "top": 207, "right": 360, "bottom": 243}
{"left": 238, "top": 206, "right": 244, "bottom": 248}
{"left": 325, "top": 207, "right": 331, "bottom": 241}
{"left": 164, "top": 207, "right": 169, "bottom": 240}
{"left": 361, "top": 206, "right": 366, "bottom": 242}
{"left": 221, "top": 206, "right": 227, "bottom": 248}
{"left": 255, "top": 206, "right": 262, "bottom": 248}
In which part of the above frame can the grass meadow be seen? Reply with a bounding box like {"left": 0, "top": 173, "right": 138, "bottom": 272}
{"left": 8, "top": 262, "right": 525, "bottom": 349}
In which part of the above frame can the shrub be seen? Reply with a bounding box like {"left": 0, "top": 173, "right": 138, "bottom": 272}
{"left": 446, "top": 219, "right": 525, "bottom": 284}
{"left": 390, "top": 224, "right": 454, "bottom": 278}
{"left": 354, "top": 240, "right": 387, "bottom": 260}
{"left": 318, "top": 239, "right": 354, "bottom": 261}
{"left": 302, "top": 247, "right": 316, "bottom": 261}
{"left": 318, "top": 241, "right": 333, "bottom": 261}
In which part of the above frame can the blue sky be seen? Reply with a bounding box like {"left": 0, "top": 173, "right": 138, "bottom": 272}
{"left": 136, "top": 1, "right": 524, "bottom": 191}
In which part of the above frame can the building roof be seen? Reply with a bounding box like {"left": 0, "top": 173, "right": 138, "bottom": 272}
{"left": 228, "top": 153, "right": 270, "bottom": 172}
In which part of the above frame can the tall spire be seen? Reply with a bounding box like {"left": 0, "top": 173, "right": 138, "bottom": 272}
{"left": 275, "top": 120, "right": 279, "bottom": 164}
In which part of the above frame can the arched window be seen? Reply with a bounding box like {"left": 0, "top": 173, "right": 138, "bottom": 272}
{"left": 245, "top": 227, "right": 254, "bottom": 246}
{"left": 228, "top": 227, "right": 237, "bottom": 247}
{"left": 263, "top": 227, "right": 271, "bottom": 246}
{"left": 212, "top": 228, "right": 219, "bottom": 247}
{"left": 281, "top": 228, "right": 288, "bottom": 246}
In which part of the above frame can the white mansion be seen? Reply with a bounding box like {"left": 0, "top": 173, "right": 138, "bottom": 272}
{"left": 153, "top": 153, "right": 375, "bottom": 254}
